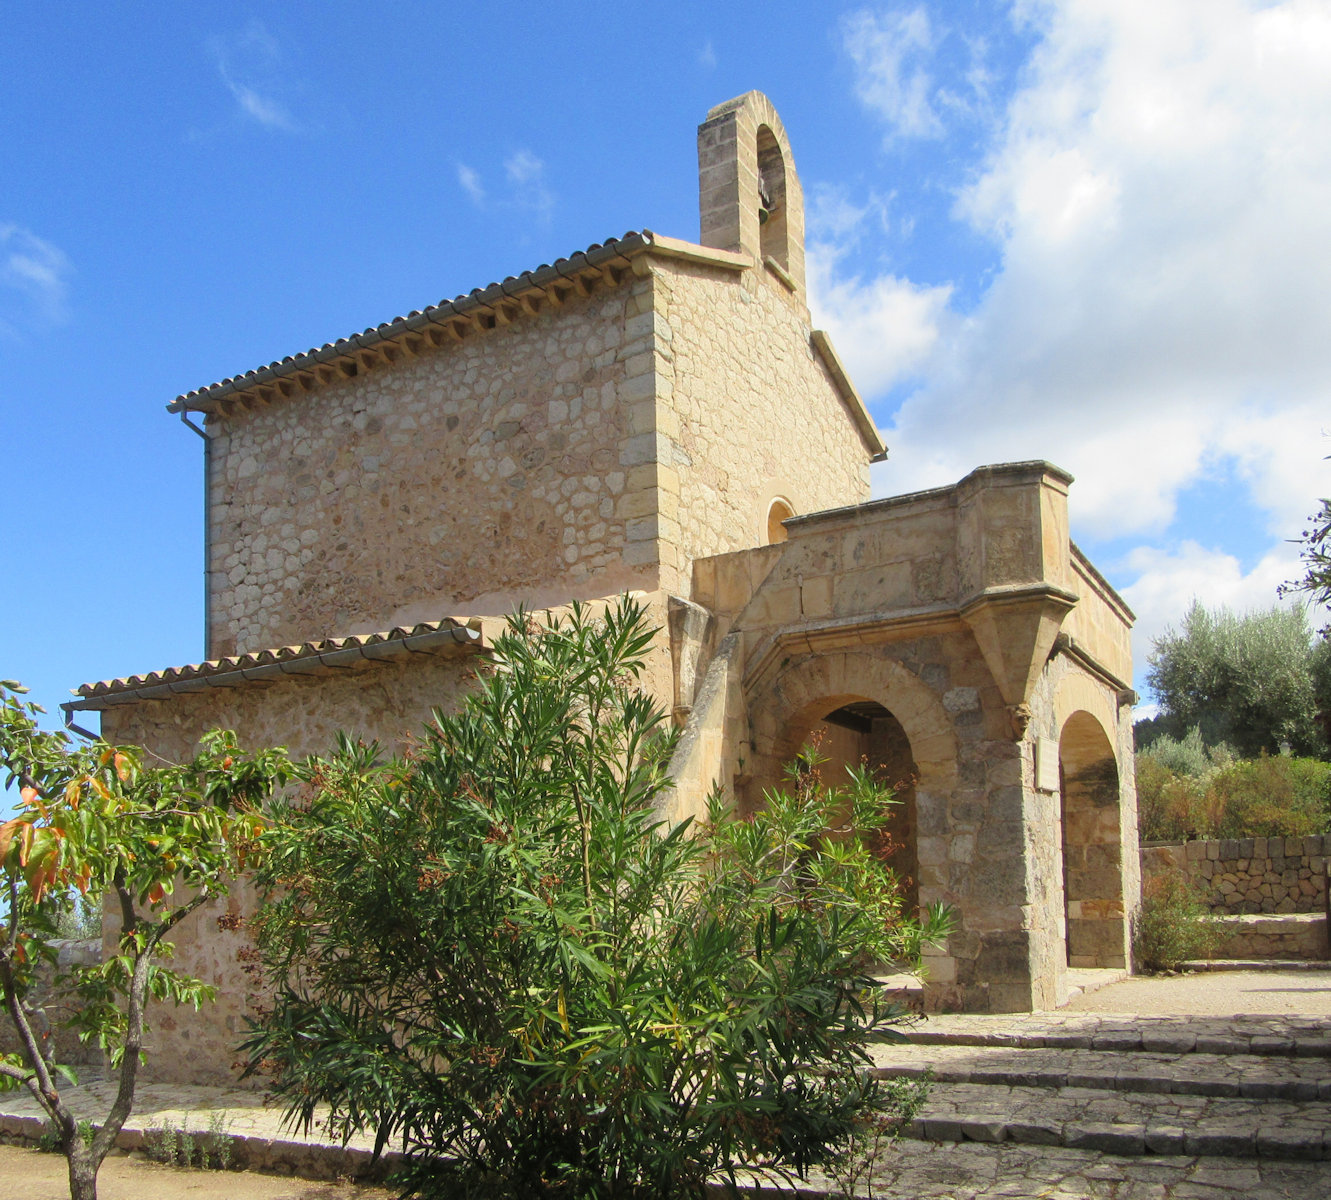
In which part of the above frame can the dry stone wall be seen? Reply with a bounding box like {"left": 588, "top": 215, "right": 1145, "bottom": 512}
{"left": 207, "top": 279, "right": 655, "bottom": 656}
{"left": 1211, "top": 913, "right": 1329, "bottom": 959}
{"left": 1142, "top": 835, "right": 1330, "bottom": 915}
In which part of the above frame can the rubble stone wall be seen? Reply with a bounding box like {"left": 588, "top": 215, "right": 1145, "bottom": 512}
{"left": 98, "top": 652, "right": 481, "bottom": 1086}
{"left": 205, "top": 277, "right": 656, "bottom": 656}
{"left": 651, "top": 258, "right": 872, "bottom": 593}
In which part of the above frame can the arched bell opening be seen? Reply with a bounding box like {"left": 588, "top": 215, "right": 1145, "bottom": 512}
{"left": 756, "top": 123, "right": 790, "bottom": 273}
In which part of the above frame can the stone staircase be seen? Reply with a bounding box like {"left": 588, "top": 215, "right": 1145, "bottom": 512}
{"left": 808, "top": 1011, "right": 1331, "bottom": 1198}
{"left": 6, "top": 1008, "right": 1331, "bottom": 1197}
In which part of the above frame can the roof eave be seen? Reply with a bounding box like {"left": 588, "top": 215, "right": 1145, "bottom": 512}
{"left": 168, "top": 232, "right": 658, "bottom": 416}
{"left": 67, "top": 621, "right": 486, "bottom": 712}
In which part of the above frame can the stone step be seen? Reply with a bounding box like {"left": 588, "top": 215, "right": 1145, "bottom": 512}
{"left": 892, "top": 1012, "right": 1331, "bottom": 1056}
{"left": 895, "top": 1079, "right": 1331, "bottom": 1159}
{"left": 869, "top": 1041, "right": 1331, "bottom": 1100}
{"left": 758, "top": 1139, "right": 1331, "bottom": 1198}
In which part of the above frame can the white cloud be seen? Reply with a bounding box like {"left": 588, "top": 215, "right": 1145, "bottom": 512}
{"left": 698, "top": 40, "right": 717, "bottom": 69}
{"left": 457, "top": 163, "right": 486, "bottom": 206}
{"left": 830, "top": 0, "right": 1331, "bottom": 528}
{"left": 824, "top": 1, "right": 1331, "bottom": 683}
{"left": 0, "top": 224, "right": 71, "bottom": 330}
{"left": 806, "top": 185, "right": 949, "bottom": 397}
{"left": 504, "top": 150, "right": 543, "bottom": 186}
{"left": 453, "top": 151, "right": 557, "bottom": 226}
{"left": 503, "top": 150, "right": 554, "bottom": 221}
{"left": 842, "top": 6, "right": 944, "bottom": 139}
{"left": 808, "top": 246, "right": 951, "bottom": 400}
{"left": 208, "top": 22, "right": 300, "bottom": 133}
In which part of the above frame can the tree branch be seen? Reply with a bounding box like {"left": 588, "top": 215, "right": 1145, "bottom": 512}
{"left": 91, "top": 885, "right": 216, "bottom": 1162}
{"left": 0, "top": 954, "right": 71, "bottom": 1134}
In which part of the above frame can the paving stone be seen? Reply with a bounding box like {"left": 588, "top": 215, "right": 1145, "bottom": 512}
{"left": 1005, "top": 1119, "right": 1063, "bottom": 1145}
{"left": 1144, "top": 1124, "right": 1187, "bottom": 1154}
{"left": 1065, "top": 1122, "right": 1146, "bottom": 1154}
{"left": 957, "top": 1118, "right": 1008, "bottom": 1142}
{"left": 1257, "top": 1126, "right": 1326, "bottom": 1160}
{"left": 1186, "top": 1126, "right": 1257, "bottom": 1157}
{"left": 7, "top": 1009, "right": 1331, "bottom": 1197}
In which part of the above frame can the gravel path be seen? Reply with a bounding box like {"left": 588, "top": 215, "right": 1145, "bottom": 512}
{"left": 1062, "top": 967, "right": 1331, "bottom": 1016}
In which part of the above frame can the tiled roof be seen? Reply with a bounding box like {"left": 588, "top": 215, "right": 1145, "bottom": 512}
{"left": 68, "top": 618, "right": 485, "bottom": 710}
{"left": 168, "top": 231, "right": 658, "bottom": 413}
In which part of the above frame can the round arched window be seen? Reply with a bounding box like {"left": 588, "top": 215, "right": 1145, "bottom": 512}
{"left": 766, "top": 498, "right": 795, "bottom": 544}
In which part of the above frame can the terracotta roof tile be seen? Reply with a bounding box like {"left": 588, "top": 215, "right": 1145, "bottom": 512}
{"left": 169, "top": 232, "right": 654, "bottom": 412}
{"left": 70, "top": 618, "right": 485, "bottom": 710}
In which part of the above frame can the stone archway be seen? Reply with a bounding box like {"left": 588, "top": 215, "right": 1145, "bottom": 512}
{"left": 744, "top": 651, "right": 959, "bottom": 920}
{"left": 776, "top": 698, "right": 920, "bottom": 913}
{"left": 1059, "top": 710, "right": 1126, "bottom": 968}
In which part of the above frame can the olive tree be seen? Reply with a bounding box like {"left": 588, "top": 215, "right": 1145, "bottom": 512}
{"left": 1145, "top": 602, "right": 1322, "bottom": 757}
{"left": 0, "top": 681, "right": 287, "bottom": 1200}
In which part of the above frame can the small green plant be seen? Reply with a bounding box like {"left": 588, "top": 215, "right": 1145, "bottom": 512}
{"left": 143, "top": 1112, "right": 234, "bottom": 1170}
{"left": 38, "top": 1117, "right": 95, "bottom": 1154}
{"left": 36, "top": 1119, "right": 61, "bottom": 1153}
{"left": 1133, "top": 871, "right": 1220, "bottom": 972}
{"left": 144, "top": 1117, "right": 186, "bottom": 1166}
{"left": 205, "top": 1110, "right": 234, "bottom": 1171}
{"left": 827, "top": 1073, "right": 931, "bottom": 1200}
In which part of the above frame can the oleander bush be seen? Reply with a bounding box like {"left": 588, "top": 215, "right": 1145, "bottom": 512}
{"left": 242, "top": 597, "right": 952, "bottom": 1199}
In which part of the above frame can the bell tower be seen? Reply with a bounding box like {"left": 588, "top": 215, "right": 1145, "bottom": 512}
{"left": 697, "top": 91, "right": 807, "bottom": 305}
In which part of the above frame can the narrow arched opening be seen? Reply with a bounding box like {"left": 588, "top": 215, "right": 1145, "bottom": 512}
{"left": 756, "top": 124, "right": 789, "bottom": 272}
{"left": 766, "top": 497, "right": 794, "bottom": 544}
{"left": 1059, "top": 711, "right": 1126, "bottom": 968}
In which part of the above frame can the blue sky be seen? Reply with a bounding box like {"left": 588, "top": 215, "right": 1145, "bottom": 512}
{"left": 2, "top": 1, "right": 1329, "bottom": 741}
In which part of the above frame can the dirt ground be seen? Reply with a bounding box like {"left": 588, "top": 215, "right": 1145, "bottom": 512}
{"left": 0, "top": 1145, "right": 396, "bottom": 1200}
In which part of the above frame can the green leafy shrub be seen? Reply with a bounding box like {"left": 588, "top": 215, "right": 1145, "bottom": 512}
{"left": 1207, "top": 754, "right": 1331, "bottom": 839}
{"left": 1133, "top": 872, "right": 1220, "bottom": 972}
{"left": 243, "top": 598, "right": 951, "bottom": 1199}
{"left": 1140, "top": 726, "right": 1232, "bottom": 778}
{"left": 1137, "top": 733, "right": 1331, "bottom": 842}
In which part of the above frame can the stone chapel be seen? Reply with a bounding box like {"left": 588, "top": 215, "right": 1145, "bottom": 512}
{"left": 69, "top": 92, "right": 1139, "bottom": 1085}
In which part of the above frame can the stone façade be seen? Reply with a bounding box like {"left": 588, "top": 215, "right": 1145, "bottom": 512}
{"left": 70, "top": 92, "right": 1139, "bottom": 1085}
